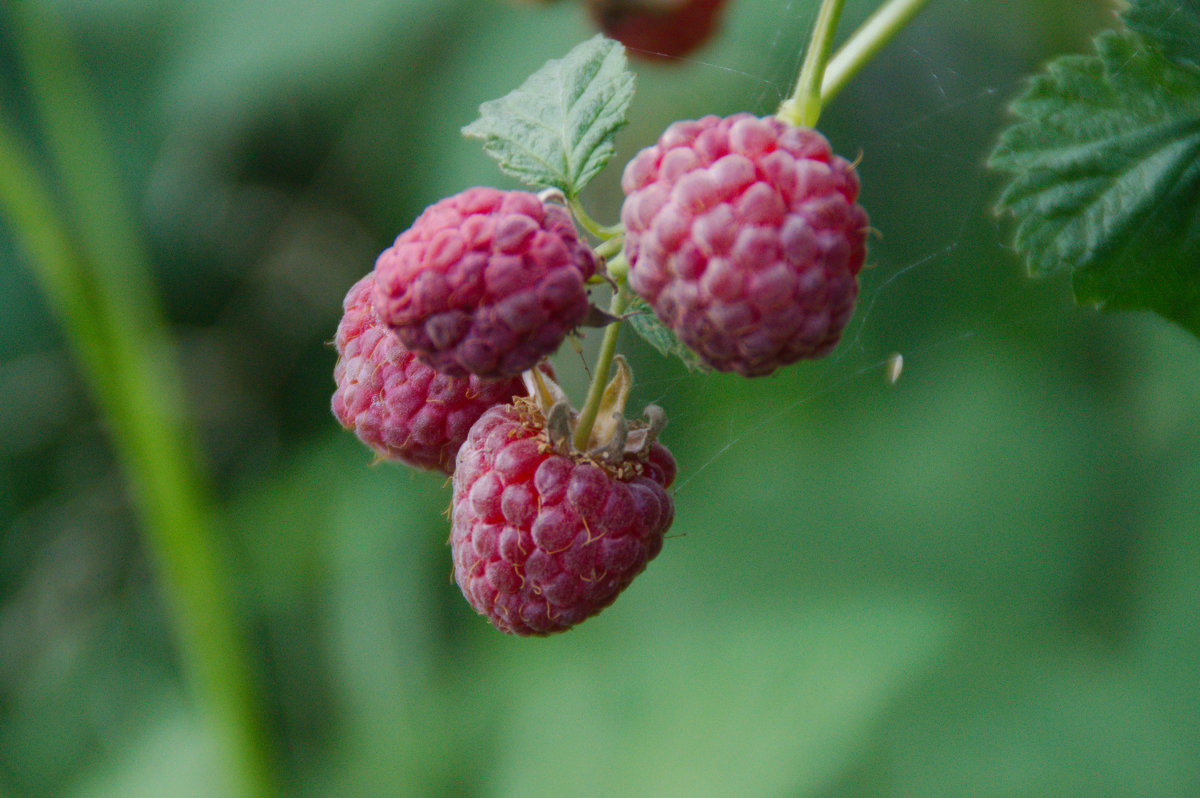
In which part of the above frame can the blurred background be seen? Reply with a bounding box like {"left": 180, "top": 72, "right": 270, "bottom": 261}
{"left": 3, "top": 0, "right": 1199, "bottom": 795}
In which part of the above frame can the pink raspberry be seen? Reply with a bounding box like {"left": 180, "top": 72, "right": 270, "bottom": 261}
{"left": 450, "top": 402, "right": 676, "bottom": 636}
{"left": 372, "top": 187, "right": 600, "bottom": 379}
{"left": 332, "top": 273, "right": 533, "bottom": 475}
{"left": 621, "top": 113, "right": 869, "bottom": 376}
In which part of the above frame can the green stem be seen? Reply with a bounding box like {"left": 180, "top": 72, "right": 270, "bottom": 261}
{"left": 778, "top": 0, "right": 846, "bottom": 127}
{"left": 572, "top": 277, "right": 630, "bottom": 451}
{"left": 1, "top": 5, "right": 278, "bottom": 797}
{"left": 594, "top": 234, "right": 625, "bottom": 262}
{"left": 820, "top": 0, "right": 934, "bottom": 106}
{"left": 0, "top": 126, "right": 113, "bottom": 405}
{"left": 569, "top": 195, "right": 623, "bottom": 240}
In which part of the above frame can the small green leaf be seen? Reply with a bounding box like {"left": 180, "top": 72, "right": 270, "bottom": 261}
{"left": 462, "top": 35, "right": 635, "bottom": 197}
{"left": 1123, "top": 0, "right": 1200, "bottom": 72}
{"left": 626, "top": 295, "right": 710, "bottom": 372}
{"left": 989, "top": 30, "right": 1200, "bottom": 339}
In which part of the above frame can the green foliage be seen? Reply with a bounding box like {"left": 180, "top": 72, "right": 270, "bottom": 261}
{"left": 482, "top": 597, "right": 954, "bottom": 797}
{"left": 2, "top": 2, "right": 1200, "bottom": 798}
{"left": 1123, "top": 0, "right": 1200, "bottom": 71}
{"left": 462, "top": 34, "right": 635, "bottom": 197}
{"left": 69, "top": 705, "right": 223, "bottom": 798}
{"left": 990, "top": 3, "right": 1200, "bottom": 339}
{"left": 160, "top": 0, "right": 453, "bottom": 118}
{"left": 625, "top": 295, "right": 711, "bottom": 372}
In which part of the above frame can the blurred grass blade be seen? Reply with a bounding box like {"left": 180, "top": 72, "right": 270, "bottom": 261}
{"left": 0, "top": 3, "right": 279, "bottom": 796}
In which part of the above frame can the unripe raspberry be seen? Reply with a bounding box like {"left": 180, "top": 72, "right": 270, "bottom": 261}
{"left": 332, "top": 273, "right": 533, "bottom": 474}
{"left": 621, "top": 113, "right": 869, "bottom": 377}
{"left": 451, "top": 400, "right": 675, "bottom": 636}
{"left": 372, "top": 187, "right": 599, "bottom": 379}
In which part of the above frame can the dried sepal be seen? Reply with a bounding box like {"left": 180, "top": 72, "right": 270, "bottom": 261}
{"left": 545, "top": 400, "right": 574, "bottom": 451}
{"left": 586, "top": 355, "right": 634, "bottom": 451}
{"left": 517, "top": 357, "right": 666, "bottom": 471}
{"left": 522, "top": 365, "right": 570, "bottom": 414}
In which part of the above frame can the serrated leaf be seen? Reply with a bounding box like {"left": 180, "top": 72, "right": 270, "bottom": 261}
{"left": 462, "top": 35, "right": 635, "bottom": 196}
{"left": 626, "top": 295, "right": 711, "bottom": 372}
{"left": 1123, "top": 0, "right": 1200, "bottom": 72}
{"left": 989, "top": 30, "right": 1200, "bottom": 339}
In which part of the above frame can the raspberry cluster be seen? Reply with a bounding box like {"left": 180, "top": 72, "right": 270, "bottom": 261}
{"left": 334, "top": 81, "right": 870, "bottom": 636}
{"left": 333, "top": 187, "right": 676, "bottom": 635}
{"left": 622, "top": 113, "right": 869, "bottom": 376}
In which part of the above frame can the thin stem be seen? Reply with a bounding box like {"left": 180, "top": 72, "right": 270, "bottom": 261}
{"left": 572, "top": 277, "right": 631, "bottom": 451}
{"left": 2, "top": 4, "right": 279, "bottom": 797}
{"left": 778, "top": 0, "right": 846, "bottom": 127}
{"left": 569, "top": 195, "right": 623, "bottom": 240}
{"left": 821, "top": 0, "right": 933, "bottom": 106}
{"left": 594, "top": 234, "right": 625, "bottom": 262}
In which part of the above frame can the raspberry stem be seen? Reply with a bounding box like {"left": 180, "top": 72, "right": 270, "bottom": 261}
{"left": 820, "top": 0, "right": 933, "bottom": 104}
{"left": 573, "top": 268, "right": 631, "bottom": 451}
{"left": 595, "top": 234, "right": 625, "bottom": 262}
{"left": 569, "top": 195, "right": 623, "bottom": 240}
{"left": 779, "top": 0, "right": 933, "bottom": 124}
{"left": 779, "top": 0, "right": 845, "bottom": 127}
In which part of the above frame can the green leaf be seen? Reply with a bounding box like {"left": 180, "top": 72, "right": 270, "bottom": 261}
{"left": 462, "top": 35, "right": 635, "bottom": 197}
{"left": 625, "top": 295, "right": 711, "bottom": 373}
{"left": 1123, "top": 0, "right": 1200, "bottom": 72}
{"left": 989, "top": 30, "right": 1200, "bottom": 339}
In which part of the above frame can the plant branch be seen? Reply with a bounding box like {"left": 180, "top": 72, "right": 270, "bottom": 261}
{"left": 570, "top": 195, "right": 623, "bottom": 240}
{"left": 821, "top": 0, "right": 933, "bottom": 106}
{"left": 779, "top": 0, "right": 846, "bottom": 127}
{"left": 573, "top": 275, "right": 631, "bottom": 451}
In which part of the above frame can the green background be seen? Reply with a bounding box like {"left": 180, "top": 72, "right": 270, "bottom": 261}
{"left": 2, "top": 0, "right": 1198, "bottom": 796}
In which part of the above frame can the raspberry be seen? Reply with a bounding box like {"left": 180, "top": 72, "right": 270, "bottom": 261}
{"left": 332, "top": 273, "right": 533, "bottom": 474}
{"left": 372, "top": 187, "right": 600, "bottom": 379}
{"left": 587, "top": 0, "right": 729, "bottom": 61}
{"left": 621, "top": 113, "right": 869, "bottom": 376}
{"left": 450, "top": 399, "right": 676, "bottom": 636}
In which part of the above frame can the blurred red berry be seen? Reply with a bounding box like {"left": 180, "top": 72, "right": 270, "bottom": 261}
{"left": 588, "top": 0, "right": 730, "bottom": 61}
